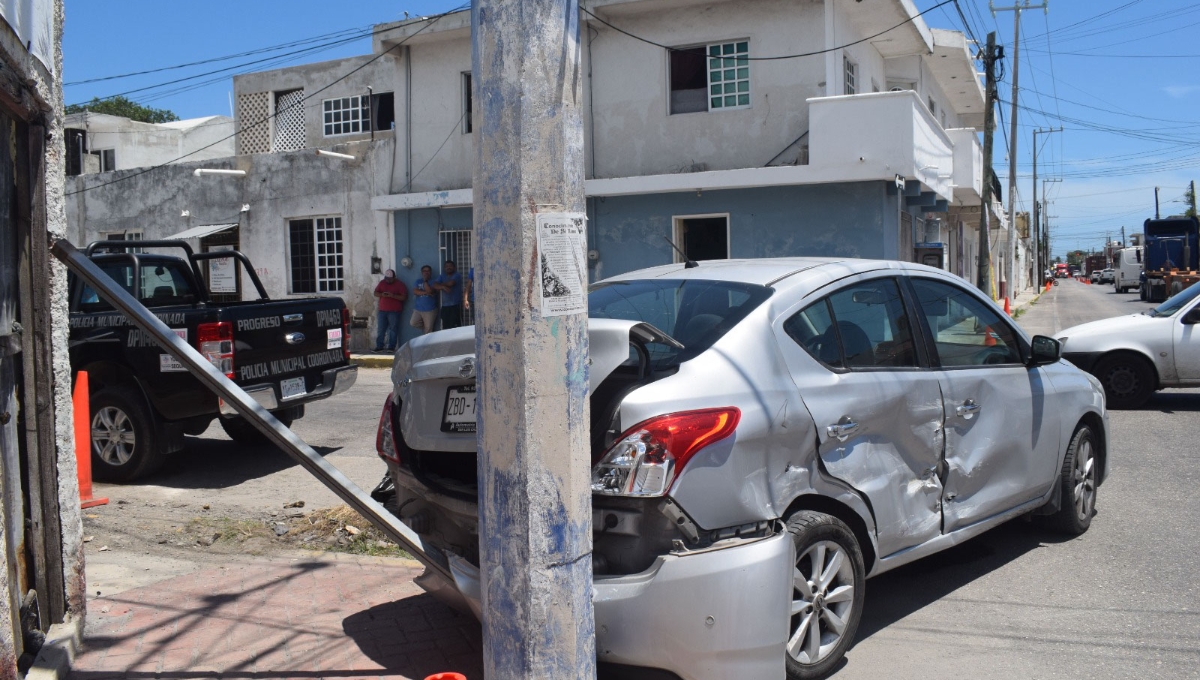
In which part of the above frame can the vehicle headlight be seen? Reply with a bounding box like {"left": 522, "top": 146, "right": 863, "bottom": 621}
{"left": 592, "top": 407, "right": 740, "bottom": 497}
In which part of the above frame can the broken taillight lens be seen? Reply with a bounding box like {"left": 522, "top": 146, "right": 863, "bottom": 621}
{"left": 591, "top": 407, "right": 740, "bottom": 497}
{"left": 197, "top": 321, "right": 234, "bottom": 378}
{"left": 376, "top": 393, "right": 399, "bottom": 463}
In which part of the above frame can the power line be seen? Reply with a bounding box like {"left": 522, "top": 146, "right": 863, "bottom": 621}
{"left": 64, "top": 26, "right": 371, "bottom": 86}
{"left": 66, "top": 6, "right": 469, "bottom": 197}
{"left": 581, "top": 0, "right": 955, "bottom": 61}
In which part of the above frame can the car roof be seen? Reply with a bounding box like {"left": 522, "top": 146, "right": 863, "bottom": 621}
{"left": 599, "top": 257, "right": 957, "bottom": 289}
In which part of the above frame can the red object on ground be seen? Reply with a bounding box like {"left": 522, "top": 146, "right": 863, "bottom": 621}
{"left": 1003, "top": 297, "right": 1011, "bottom": 315}
{"left": 425, "top": 674, "right": 467, "bottom": 680}
{"left": 73, "top": 371, "right": 108, "bottom": 509}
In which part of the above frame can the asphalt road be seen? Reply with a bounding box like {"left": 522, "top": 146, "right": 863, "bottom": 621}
{"left": 838, "top": 279, "right": 1200, "bottom": 680}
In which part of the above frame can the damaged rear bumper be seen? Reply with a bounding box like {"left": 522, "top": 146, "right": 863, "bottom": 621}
{"left": 420, "top": 531, "right": 791, "bottom": 680}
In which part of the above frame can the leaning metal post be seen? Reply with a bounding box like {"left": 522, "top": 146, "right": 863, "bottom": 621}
{"left": 472, "top": 0, "right": 597, "bottom": 677}
{"left": 50, "top": 238, "right": 453, "bottom": 584}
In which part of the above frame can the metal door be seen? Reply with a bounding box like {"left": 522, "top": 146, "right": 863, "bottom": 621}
{"left": 908, "top": 277, "right": 1060, "bottom": 533}
{"left": 439, "top": 229, "right": 474, "bottom": 326}
{"left": 774, "top": 275, "right": 945, "bottom": 558}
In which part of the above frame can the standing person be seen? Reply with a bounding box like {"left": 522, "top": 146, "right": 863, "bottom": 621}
{"left": 373, "top": 269, "right": 407, "bottom": 352}
{"left": 410, "top": 265, "right": 439, "bottom": 335}
{"left": 432, "top": 259, "right": 464, "bottom": 330}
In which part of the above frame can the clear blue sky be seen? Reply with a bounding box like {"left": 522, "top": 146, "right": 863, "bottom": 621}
{"left": 64, "top": 0, "right": 1200, "bottom": 258}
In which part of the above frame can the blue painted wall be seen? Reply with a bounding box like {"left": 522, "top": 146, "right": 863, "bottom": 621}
{"left": 388, "top": 181, "right": 903, "bottom": 342}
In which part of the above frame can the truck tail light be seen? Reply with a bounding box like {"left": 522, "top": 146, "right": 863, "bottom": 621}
{"left": 197, "top": 321, "right": 235, "bottom": 378}
{"left": 341, "top": 308, "right": 352, "bottom": 361}
{"left": 376, "top": 393, "right": 399, "bottom": 463}
{"left": 592, "top": 407, "right": 740, "bottom": 497}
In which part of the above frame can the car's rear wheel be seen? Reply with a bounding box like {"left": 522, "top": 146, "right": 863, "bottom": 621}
{"left": 1045, "top": 424, "right": 1098, "bottom": 535}
{"left": 1092, "top": 353, "right": 1156, "bottom": 409}
{"left": 220, "top": 412, "right": 295, "bottom": 445}
{"left": 785, "top": 511, "right": 865, "bottom": 680}
{"left": 91, "top": 387, "right": 164, "bottom": 482}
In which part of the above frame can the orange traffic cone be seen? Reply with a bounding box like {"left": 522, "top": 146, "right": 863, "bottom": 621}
{"left": 425, "top": 674, "right": 467, "bottom": 680}
{"left": 983, "top": 325, "right": 997, "bottom": 347}
{"left": 73, "top": 372, "right": 108, "bottom": 509}
{"left": 1003, "top": 297, "right": 1011, "bottom": 315}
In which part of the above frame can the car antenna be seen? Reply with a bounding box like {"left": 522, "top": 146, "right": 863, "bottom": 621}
{"left": 663, "top": 237, "right": 699, "bottom": 268}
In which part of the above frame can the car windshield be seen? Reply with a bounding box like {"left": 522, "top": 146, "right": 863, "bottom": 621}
{"left": 588, "top": 278, "right": 773, "bottom": 369}
{"left": 1148, "top": 282, "right": 1200, "bottom": 318}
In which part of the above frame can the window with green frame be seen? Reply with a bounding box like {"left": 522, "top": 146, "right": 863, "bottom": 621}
{"left": 708, "top": 41, "right": 750, "bottom": 109}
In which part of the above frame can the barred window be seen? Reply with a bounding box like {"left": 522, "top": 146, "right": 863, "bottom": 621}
{"left": 844, "top": 58, "right": 857, "bottom": 95}
{"left": 289, "top": 217, "right": 344, "bottom": 293}
{"left": 708, "top": 41, "right": 750, "bottom": 110}
{"left": 323, "top": 96, "right": 370, "bottom": 136}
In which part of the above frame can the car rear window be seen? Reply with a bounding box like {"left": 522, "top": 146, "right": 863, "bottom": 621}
{"left": 588, "top": 279, "right": 772, "bottom": 369}
{"left": 76, "top": 260, "right": 197, "bottom": 311}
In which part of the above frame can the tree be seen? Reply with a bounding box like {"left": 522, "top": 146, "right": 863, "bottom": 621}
{"left": 65, "top": 96, "right": 179, "bottom": 124}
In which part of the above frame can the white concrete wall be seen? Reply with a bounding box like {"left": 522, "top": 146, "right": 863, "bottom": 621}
{"left": 948, "top": 127, "right": 982, "bottom": 202}
{"left": 66, "top": 113, "right": 236, "bottom": 172}
{"left": 65, "top": 140, "right": 395, "bottom": 351}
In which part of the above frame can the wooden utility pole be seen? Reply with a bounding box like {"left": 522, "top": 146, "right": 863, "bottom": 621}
{"left": 977, "top": 31, "right": 1000, "bottom": 294}
{"left": 472, "top": 1, "right": 596, "bottom": 678}
{"left": 992, "top": 0, "right": 1047, "bottom": 299}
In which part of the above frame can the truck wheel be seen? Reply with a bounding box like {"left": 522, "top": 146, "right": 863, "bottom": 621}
{"left": 220, "top": 412, "right": 295, "bottom": 446}
{"left": 1092, "top": 353, "right": 1156, "bottom": 409}
{"left": 90, "top": 387, "right": 165, "bottom": 482}
{"left": 1044, "top": 423, "right": 1098, "bottom": 536}
{"left": 785, "top": 511, "right": 865, "bottom": 680}
{"left": 1139, "top": 284, "right": 1148, "bottom": 301}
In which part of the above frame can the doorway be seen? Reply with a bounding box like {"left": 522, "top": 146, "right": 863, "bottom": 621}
{"left": 673, "top": 214, "right": 730, "bottom": 263}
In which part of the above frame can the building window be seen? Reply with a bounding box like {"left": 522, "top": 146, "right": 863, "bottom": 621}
{"left": 274, "top": 89, "right": 307, "bottom": 152}
{"left": 673, "top": 214, "right": 730, "bottom": 262}
{"left": 289, "top": 217, "right": 344, "bottom": 293}
{"left": 93, "top": 148, "right": 116, "bottom": 172}
{"left": 670, "top": 41, "right": 750, "bottom": 114}
{"left": 928, "top": 96, "right": 937, "bottom": 117}
{"left": 462, "top": 72, "right": 473, "bottom": 133}
{"left": 372, "top": 92, "right": 395, "bottom": 131}
{"left": 844, "top": 58, "right": 857, "bottom": 95}
{"left": 708, "top": 41, "right": 750, "bottom": 110}
{"left": 103, "top": 231, "right": 142, "bottom": 253}
{"left": 323, "top": 95, "right": 370, "bottom": 136}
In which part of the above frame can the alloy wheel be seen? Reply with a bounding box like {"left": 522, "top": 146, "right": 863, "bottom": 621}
{"left": 1073, "top": 437, "right": 1096, "bottom": 521}
{"left": 788, "top": 540, "right": 855, "bottom": 665}
{"left": 92, "top": 406, "right": 136, "bottom": 466}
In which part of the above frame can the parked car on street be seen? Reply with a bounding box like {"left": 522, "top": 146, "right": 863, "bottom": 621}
{"left": 375, "top": 258, "right": 1109, "bottom": 680}
{"left": 1099, "top": 268, "right": 1115, "bottom": 284}
{"left": 69, "top": 240, "right": 357, "bottom": 481}
{"left": 1059, "top": 280, "right": 1200, "bottom": 408}
{"left": 1090, "top": 271, "right": 1101, "bottom": 283}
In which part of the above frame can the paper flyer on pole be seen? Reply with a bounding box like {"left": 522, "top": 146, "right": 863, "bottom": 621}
{"left": 535, "top": 212, "right": 588, "bottom": 317}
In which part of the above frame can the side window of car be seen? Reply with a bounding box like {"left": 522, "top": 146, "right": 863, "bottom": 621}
{"left": 825, "top": 278, "right": 918, "bottom": 368}
{"left": 784, "top": 298, "right": 842, "bottom": 368}
{"left": 910, "top": 278, "right": 1022, "bottom": 367}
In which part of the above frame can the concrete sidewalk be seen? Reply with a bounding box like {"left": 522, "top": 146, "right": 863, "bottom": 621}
{"left": 69, "top": 554, "right": 483, "bottom": 680}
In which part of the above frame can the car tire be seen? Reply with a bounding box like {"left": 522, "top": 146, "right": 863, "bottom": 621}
{"left": 90, "top": 387, "right": 164, "bottom": 482}
{"left": 784, "top": 511, "right": 866, "bottom": 680}
{"left": 1045, "top": 424, "right": 1098, "bottom": 535}
{"left": 1092, "top": 353, "right": 1156, "bottom": 409}
{"left": 220, "top": 412, "right": 295, "bottom": 445}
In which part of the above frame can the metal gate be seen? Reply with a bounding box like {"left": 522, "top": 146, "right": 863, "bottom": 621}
{"left": 439, "top": 229, "right": 474, "bottom": 326}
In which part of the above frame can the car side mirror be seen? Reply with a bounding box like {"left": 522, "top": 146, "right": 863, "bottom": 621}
{"left": 1184, "top": 308, "right": 1200, "bottom": 325}
{"left": 1028, "top": 335, "right": 1061, "bottom": 367}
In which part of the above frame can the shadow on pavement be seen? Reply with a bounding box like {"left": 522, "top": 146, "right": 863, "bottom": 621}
{"left": 343, "top": 593, "right": 484, "bottom": 678}
{"left": 1145, "top": 391, "right": 1200, "bottom": 413}
{"left": 135, "top": 434, "right": 342, "bottom": 491}
{"left": 854, "top": 520, "right": 1073, "bottom": 642}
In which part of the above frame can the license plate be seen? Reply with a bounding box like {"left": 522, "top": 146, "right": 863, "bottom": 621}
{"left": 280, "top": 376, "right": 307, "bottom": 400}
{"left": 441, "top": 385, "right": 477, "bottom": 433}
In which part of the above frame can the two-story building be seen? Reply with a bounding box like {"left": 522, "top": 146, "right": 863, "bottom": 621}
{"left": 65, "top": 112, "right": 235, "bottom": 176}
{"left": 67, "top": 0, "right": 1009, "bottom": 348}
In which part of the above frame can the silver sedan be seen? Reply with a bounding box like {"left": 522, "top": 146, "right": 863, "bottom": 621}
{"left": 377, "top": 258, "right": 1108, "bottom": 680}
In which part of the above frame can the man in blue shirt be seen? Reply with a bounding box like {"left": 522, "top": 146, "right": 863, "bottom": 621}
{"left": 432, "top": 259, "right": 464, "bottom": 330}
{"left": 409, "top": 265, "right": 438, "bottom": 334}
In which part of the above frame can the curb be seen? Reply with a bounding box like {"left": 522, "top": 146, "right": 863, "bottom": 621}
{"left": 351, "top": 355, "right": 394, "bottom": 369}
{"left": 26, "top": 615, "right": 82, "bottom": 680}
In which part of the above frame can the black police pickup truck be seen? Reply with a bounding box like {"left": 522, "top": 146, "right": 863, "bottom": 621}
{"left": 68, "top": 240, "right": 357, "bottom": 481}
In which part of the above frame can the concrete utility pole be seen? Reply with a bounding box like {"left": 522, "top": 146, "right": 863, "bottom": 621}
{"left": 977, "top": 32, "right": 1000, "bottom": 294}
{"left": 992, "top": 0, "right": 1047, "bottom": 299}
{"left": 1155, "top": 186, "right": 1161, "bottom": 219}
{"left": 472, "top": 1, "right": 596, "bottom": 679}
{"left": 1032, "top": 126, "right": 1061, "bottom": 287}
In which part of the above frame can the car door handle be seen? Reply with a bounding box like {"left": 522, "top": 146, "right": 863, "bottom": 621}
{"left": 826, "top": 417, "right": 860, "bottom": 442}
{"left": 956, "top": 400, "right": 981, "bottom": 419}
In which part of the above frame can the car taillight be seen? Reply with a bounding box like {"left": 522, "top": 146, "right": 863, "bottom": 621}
{"left": 591, "top": 407, "right": 740, "bottom": 497}
{"left": 376, "top": 393, "right": 399, "bottom": 463}
{"left": 197, "top": 321, "right": 234, "bottom": 378}
{"left": 341, "top": 308, "right": 352, "bottom": 361}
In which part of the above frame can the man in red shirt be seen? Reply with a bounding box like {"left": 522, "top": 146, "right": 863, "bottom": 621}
{"left": 373, "top": 269, "right": 408, "bottom": 352}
